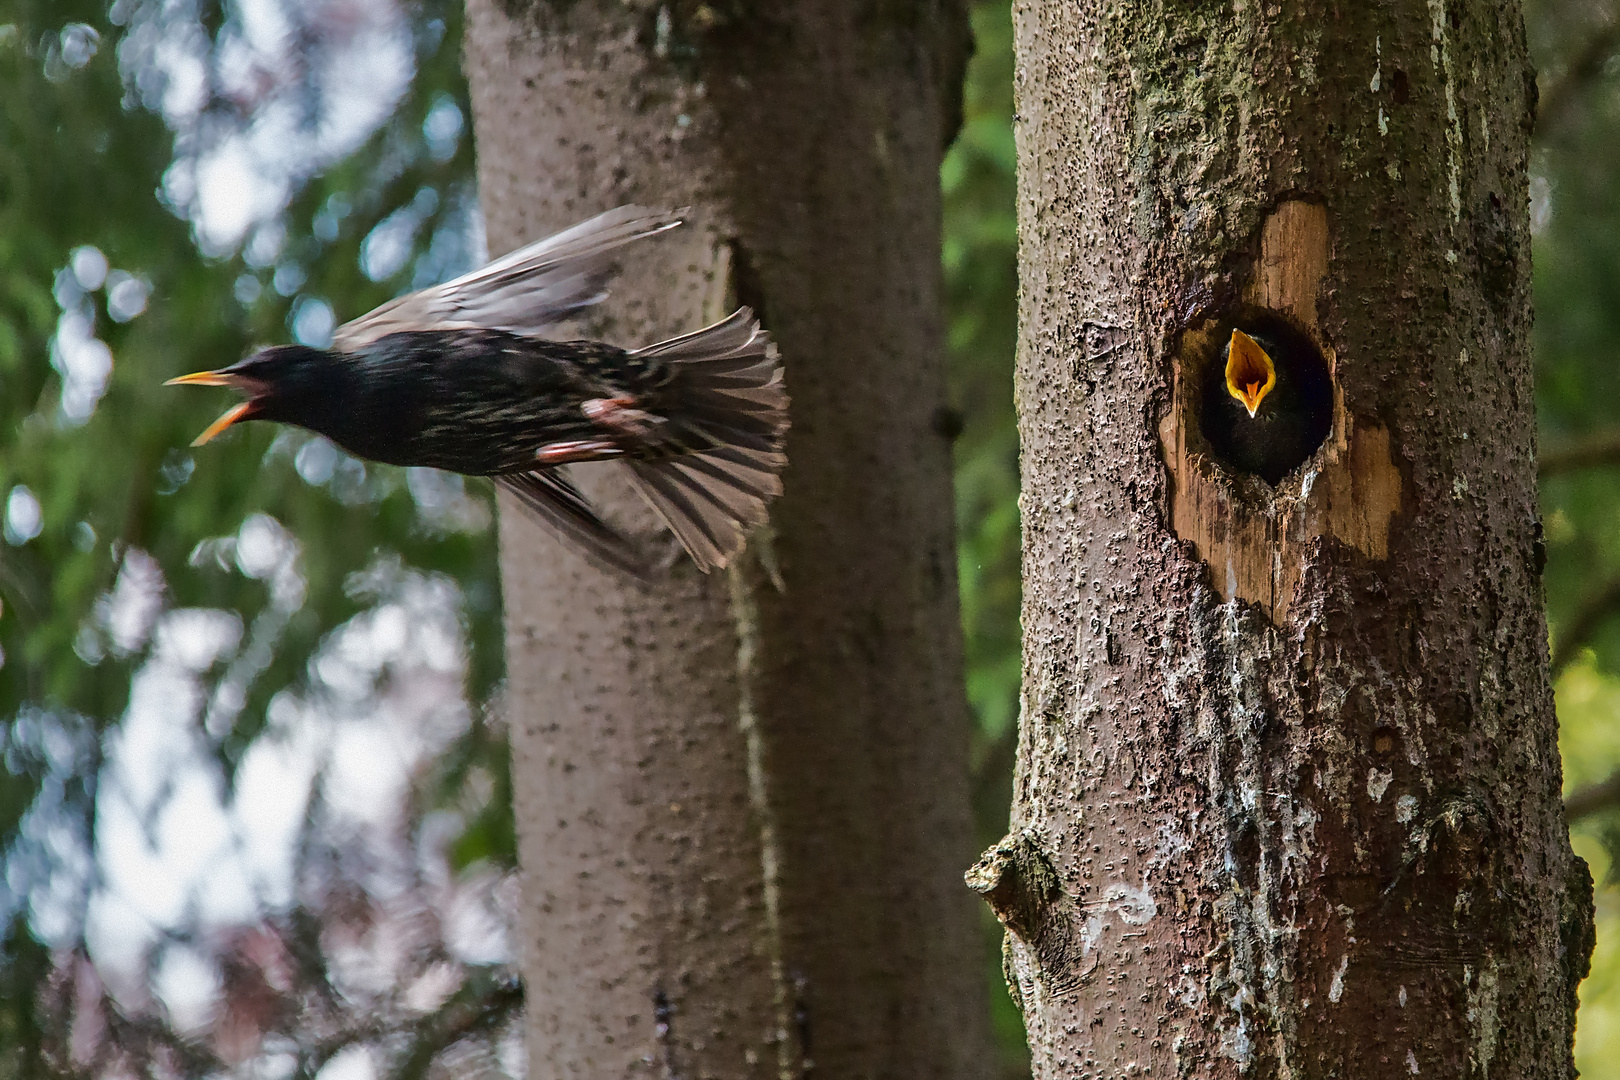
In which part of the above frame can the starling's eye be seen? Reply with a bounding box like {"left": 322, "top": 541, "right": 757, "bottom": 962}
{"left": 1225, "top": 330, "right": 1276, "bottom": 418}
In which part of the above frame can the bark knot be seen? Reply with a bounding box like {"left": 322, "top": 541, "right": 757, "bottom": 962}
{"left": 967, "top": 831, "right": 1093, "bottom": 1009}
{"left": 966, "top": 831, "right": 1059, "bottom": 940}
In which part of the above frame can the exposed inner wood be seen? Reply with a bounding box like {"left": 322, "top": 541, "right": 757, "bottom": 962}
{"left": 1253, "top": 199, "right": 1332, "bottom": 325}
{"left": 1160, "top": 200, "right": 1403, "bottom": 621}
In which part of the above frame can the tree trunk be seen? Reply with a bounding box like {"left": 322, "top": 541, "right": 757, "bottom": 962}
{"left": 461, "top": 3, "right": 993, "bottom": 1077}
{"left": 974, "top": 0, "right": 1595, "bottom": 1074}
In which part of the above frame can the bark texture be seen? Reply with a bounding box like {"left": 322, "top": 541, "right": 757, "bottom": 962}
{"left": 462, "top": 3, "right": 991, "bottom": 1077}
{"left": 985, "top": 0, "right": 1594, "bottom": 1074}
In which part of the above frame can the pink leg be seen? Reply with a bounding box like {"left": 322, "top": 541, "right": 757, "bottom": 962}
{"left": 534, "top": 439, "right": 623, "bottom": 465}
{"left": 582, "top": 396, "right": 662, "bottom": 438}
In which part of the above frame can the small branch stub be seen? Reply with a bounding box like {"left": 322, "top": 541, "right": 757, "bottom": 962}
{"left": 965, "top": 831, "right": 1059, "bottom": 940}
{"left": 967, "top": 832, "right": 1096, "bottom": 1010}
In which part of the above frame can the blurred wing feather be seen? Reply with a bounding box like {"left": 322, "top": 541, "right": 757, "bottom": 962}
{"left": 496, "top": 470, "right": 654, "bottom": 582}
{"left": 333, "top": 206, "right": 682, "bottom": 351}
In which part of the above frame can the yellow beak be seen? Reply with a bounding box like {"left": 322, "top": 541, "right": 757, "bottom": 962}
{"left": 1225, "top": 330, "right": 1277, "bottom": 418}
{"left": 164, "top": 371, "right": 237, "bottom": 387}
{"left": 167, "top": 370, "right": 262, "bottom": 445}
{"left": 186, "top": 401, "right": 256, "bottom": 446}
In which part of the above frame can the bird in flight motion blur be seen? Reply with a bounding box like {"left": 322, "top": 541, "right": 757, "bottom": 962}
{"left": 168, "top": 206, "right": 789, "bottom": 579}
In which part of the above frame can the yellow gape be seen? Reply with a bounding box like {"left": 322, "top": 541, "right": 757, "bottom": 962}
{"left": 1225, "top": 329, "right": 1277, "bottom": 418}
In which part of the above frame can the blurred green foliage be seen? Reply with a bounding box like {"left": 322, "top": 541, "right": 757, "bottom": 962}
{"left": 0, "top": 0, "right": 508, "bottom": 1070}
{"left": 1529, "top": 0, "right": 1620, "bottom": 1073}
{"left": 942, "top": 4, "right": 1025, "bottom": 1072}
{"left": 3, "top": 0, "right": 1620, "bottom": 1075}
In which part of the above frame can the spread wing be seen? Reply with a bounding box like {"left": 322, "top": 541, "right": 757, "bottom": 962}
{"left": 495, "top": 470, "right": 654, "bottom": 582}
{"left": 332, "top": 206, "right": 683, "bottom": 352}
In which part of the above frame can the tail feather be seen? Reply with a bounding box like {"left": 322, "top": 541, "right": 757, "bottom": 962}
{"left": 634, "top": 306, "right": 761, "bottom": 361}
{"left": 674, "top": 451, "right": 785, "bottom": 500}
{"left": 624, "top": 308, "right": 789, "bottom": 572}
{"left": 665, "top": 459, "right": 769, "bottom": 524}
{"left": 626, "top": 462, "right": 737, "bottom": 569}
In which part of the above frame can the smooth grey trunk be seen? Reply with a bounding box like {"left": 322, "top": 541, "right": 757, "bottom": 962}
{"left": 462, "top": 3, "right": 993, "bottom": 1077}
{"left": 974, "top": 0, "right": 1594, "bottom": 1074}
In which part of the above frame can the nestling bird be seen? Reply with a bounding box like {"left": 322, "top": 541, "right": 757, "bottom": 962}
{"left": 168, "top": 206, "right": 788, "bottom": 578}
{"left": 1199, "top": 326, "right": 1331, "bottom": 486}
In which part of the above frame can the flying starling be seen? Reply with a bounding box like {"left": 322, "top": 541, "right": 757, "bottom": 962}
{"left": 168, "top": 206, "right": 788, "bottom": 578}
{"left": 1199, "top": 327, "right": 1331, "bottom": 486}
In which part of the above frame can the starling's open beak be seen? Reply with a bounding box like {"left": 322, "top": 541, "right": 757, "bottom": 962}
{"left": 165, "top": 370, "right": 265, "bottom": 446}
{"left": 1225, "top": 330, "right": 1277, "bottom": 418}
{"left": 164, "top": 371, "right": 239, "bottom": 388}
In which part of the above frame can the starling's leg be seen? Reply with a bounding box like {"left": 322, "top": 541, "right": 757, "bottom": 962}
{"left": 534, "top": 439, "right": 624, "bottom": 465}
{"left": 538, "top": 393, "right": 666, "bottom": 464}
{"left": 582, "top": 396, "right": 664, "bottom": 439}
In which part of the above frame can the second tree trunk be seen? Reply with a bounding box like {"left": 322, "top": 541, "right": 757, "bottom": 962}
{"left": 463, "top": 3, "right": 993, "bottom": 1077}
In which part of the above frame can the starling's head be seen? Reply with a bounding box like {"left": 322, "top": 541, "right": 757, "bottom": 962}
{"left": 1224, "top": 329, "right": 1277, "bottom": 418}
{"left": 166, "top": 345, "right": 332, "bottom": 446}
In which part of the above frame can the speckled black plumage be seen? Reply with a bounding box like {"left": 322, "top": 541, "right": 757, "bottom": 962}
{"left": 242, "top": 332, "right": 672, "bottom": 473}
{"left": 170, "top": 206, "right": 789, "bottom": 577}
{"left": 210, "top": 313, "right": 784, "bottom": 577}
{"left": 1200, "top": 330, "right": 1332, "bottom": 486}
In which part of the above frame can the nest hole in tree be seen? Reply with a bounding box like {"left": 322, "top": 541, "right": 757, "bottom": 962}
{"left": 1185, "top": 306, "right": 1333, "bottom": 487}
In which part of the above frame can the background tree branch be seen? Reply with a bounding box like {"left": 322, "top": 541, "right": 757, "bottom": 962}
{"left": 1551, "top": 577, "right": 1620, "bottom": 678}
{"left": 1537, "top": 13, "right": 1620, "bottom": 137}
{"left": 1568, "top": 769, "right": 1620, "bottom": 823}
{"left": 1540, "top": 428, "right": 1620, "bottom": 476}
